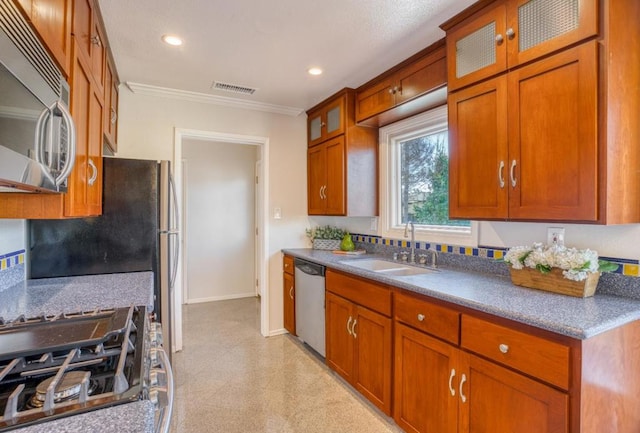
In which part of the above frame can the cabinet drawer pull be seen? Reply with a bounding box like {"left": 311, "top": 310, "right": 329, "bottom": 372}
{"left": 498, "top": 160, "right": 505, "bottom": 188}
{"left": 351, "top": 319, "right": 357, "bottom": 339}
{"left": 417, "top": 313, "right": 425, "bottom": 322}
{"left": 459, "top": 373, "right": 467, "bottom": 403}
{"left": 506, "top": 28, "right": 516, "bottom": 40}
{"left": 289, "top": 286, "right": 294, "bottom": 300}
{"left": 499, "top": 343, "right": 509, "bottom": 354}
{"left": 347, "top": 316, "right": 353, "bottom": 336}
{"left": 510, "top": 159, "right": 517, "bottom": 187}
{"left": 448, "top": 368, "right": 456, "bottom": 396}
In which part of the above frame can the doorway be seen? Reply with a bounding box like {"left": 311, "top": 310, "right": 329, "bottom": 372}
{"left": 173, "top": 129, "right": 269, "bottom": 349}
{"left": 182, "top": 139, "right": 258, "bottom": 303}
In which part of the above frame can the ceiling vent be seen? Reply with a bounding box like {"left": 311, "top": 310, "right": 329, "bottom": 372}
{"left": 211, "top": 81, "right": 257, "bottom": 95}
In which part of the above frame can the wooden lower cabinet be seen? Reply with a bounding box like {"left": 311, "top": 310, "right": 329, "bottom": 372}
{"left": 283, "top": 254, "right": 295, "bottom": 335}
{"left": 394, "top": 323, "right": 457, "bottom": 433}
{"left": 283, "top": 271, "right": 295, "bottom": 335}
{"left": 460, "top": 352, "right": 568, "bottom": 433}
{"left": 326, "top": 291, "right": 392, "bottom": 415}
{"left": 394, "top": 323, "right": 568, "bottom": 433}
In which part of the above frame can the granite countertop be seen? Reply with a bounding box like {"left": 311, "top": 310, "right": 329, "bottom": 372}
{"left": 283, "top": 248, "right": 640, "bottom": 340}
{"left": 0, "top": 271, "right": 157, "bottom": 433}
{"left": 0, "top": 271, "right": 155, "bottom": 321}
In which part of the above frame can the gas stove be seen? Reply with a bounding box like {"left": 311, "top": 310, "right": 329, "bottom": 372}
{"left": 0, "top": 306, "right": 170, "bottom": 431}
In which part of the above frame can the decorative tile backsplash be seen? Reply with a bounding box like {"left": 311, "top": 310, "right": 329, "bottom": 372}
{"left": 0, "top": 249, "right": 26, "bottom": 292}
{"left": 352, "top": 234, "right": 638, "bottom": 278}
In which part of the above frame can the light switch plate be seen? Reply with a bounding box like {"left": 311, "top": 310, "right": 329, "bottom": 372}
{"left": 273, "top": 207, "right": 282, "bottom": 219}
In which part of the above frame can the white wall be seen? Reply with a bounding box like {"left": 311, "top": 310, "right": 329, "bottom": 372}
{"left": 182, "top": 139, "right": 257, "bottom": 303}
{"left": 0, "top": 219, "right": 26, "bottom": 255}
{"left": 116, "top": 88, "right": 309, "bottom": 334}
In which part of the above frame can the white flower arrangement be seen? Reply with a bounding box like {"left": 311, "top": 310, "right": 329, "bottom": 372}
{"left": 504, "top": 243, "right": 618, "bottom": 282}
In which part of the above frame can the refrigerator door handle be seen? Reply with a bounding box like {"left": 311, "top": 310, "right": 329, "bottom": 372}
{"left": 168, "top": 170, "right": 180, "bottom": 290}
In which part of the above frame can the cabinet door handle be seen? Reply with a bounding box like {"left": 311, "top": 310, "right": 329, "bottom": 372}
{"left": 322, "top": 185, "right": 327, "bottom": 199}
{"left": 510, "top": 159, "right": 517, "bottom": 188}
{"left": 448, "top": 368, "right": 456, "bottom": 396}
{"left": 319, "top": 185, "right": 324, "bottom": 200}
{"left": 498, "top": 160, "right": 505, "bottom": 188}
{"left": 289, "top": 286, "right": 294, "bottom": 300}
{"left": 88, "top": 159, "right": 98, "bottom": 186}
{"left": 459, "top": 373, "right": 467, "bottom": 403}
{"left": 110, "top": 107, "right": 117, "bottom": 124}
{"left": 499, "top": 343, "right": 509, "bottom": 354}
{"left": 417, "top": 313, "right": 425, "bottom": 322}
{"left": 495, "top": 33, "right": 504, "bottom": 44}
{"left": 506, "top": 28, "right": 516, "bottom": 40}
{"left": 351, "top": 319, "right": 357, "bottom": 339}
{"left": 347, "top": 316, "right": 353, "bottom": 336}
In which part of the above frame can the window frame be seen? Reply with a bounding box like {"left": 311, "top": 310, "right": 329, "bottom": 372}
{"left": 378, "top": 106, "right": 478, "bottom": 247}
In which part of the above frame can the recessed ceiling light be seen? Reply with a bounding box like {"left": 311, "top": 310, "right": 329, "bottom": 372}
{"left": 308, "top": 67, "right": 323, "bottom": 76}
{"left": 162, "top": 34, "right": 183, "bottom": 46}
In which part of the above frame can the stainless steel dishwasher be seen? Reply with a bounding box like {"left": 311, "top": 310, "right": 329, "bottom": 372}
{"left": 294, "top": 258, "right": 326, "bottom": 357}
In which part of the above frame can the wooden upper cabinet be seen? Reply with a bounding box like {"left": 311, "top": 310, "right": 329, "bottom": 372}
{"left": 72, "top": 0, "right": 106, "bottom": 94}
{"left": 443, "top": 0, "right": 598, "bottom": 92}
{"left": 66, "top": 39, "right": 103, "bottom": 217}
{"left": 307, "top": 93, "right": 346, "bottom": 147}
{"left": 103, "top": 55, "right": 119, "bottom": 153}
{"left": 14, "top": 0, "right": 72, "bottom": 77}
{"left": 507, "top": 42, "right": 598, "bottom": 221}
{"left": 448, "top": 75, "right": 508, "bottom": 220}
{"left": 306, "top": 88, "right": 378, "bottom": 217}
{"left": 308, "top": 136, "right": 346, "bottom": 216}
{"left": 356, "top": 41, "right": 447, "bottom": 126}
{"left": 449, "top": 41, "right": 597, "bottom": 222}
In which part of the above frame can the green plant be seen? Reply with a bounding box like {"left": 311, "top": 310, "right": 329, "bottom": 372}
{"left": 305, "top": 225, "right": 346, "bottom": 241}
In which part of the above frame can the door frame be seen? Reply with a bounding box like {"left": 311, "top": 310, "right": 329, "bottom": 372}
{"left": 174, "top": 128, "right": 270, "bottom": 346}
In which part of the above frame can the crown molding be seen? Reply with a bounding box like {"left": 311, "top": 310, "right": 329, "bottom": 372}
{"left": 125, "top": 82, "right": 304, "bottom": 117}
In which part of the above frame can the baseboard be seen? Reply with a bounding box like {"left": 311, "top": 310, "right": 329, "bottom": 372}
{"left": 186, "top": 292, "right": 256, "bottom": 304}
{"left": 269, "top": 328, "right": 289, "bottom": 337}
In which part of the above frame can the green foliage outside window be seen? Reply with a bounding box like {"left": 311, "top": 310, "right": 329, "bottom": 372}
{"left": 400, "top": 131, "right": 469, "bottom": 227}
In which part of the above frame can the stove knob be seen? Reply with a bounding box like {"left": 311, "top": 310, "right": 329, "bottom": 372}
{"left": 149, "top": 348, "right": 160, "bottom": 366}
{"left": 149, "top": 323, "right": 164, "bottom": 347}
{"left": 150, "top": 367, "right": 167, "bottom": 387}
{"left": 149, "top": 387, "right": 169, "bottom": 408}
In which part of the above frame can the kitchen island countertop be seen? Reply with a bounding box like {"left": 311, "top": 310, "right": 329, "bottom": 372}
{"left": 283, "top": 248, "right": 640, "bottom": 340}
{"left": 0, "top": 271, "right": 156, "bottom": 433}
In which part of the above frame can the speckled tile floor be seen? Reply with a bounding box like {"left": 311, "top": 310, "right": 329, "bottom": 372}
{"left": 169, "top": 297, "right": 401, "bottom": 433}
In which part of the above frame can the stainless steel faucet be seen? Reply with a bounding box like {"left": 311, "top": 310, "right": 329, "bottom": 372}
{"left": 429, "top": 247, "right": 439, "bottom": 268}
{"left": 403, "top": 220, "right": 415, "bottom": 264}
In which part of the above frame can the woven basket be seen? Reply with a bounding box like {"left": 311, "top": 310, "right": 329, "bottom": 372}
{"left": 509, "top": 267, "right": 600, "bottom": 298}
{"left": 313, "top": 239, "right": 341, "bottom": 251}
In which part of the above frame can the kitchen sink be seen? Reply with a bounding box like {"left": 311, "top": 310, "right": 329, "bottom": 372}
{"left": 339, "top": 259, "right": 436, "bottom": 276}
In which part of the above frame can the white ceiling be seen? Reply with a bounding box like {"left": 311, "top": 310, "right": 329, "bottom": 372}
{"left": 97, "top": 0, "right": 476, "bottom": 113}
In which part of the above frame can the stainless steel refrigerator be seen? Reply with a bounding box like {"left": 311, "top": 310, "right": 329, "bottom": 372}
{"left": 28, "top": 157, "right": 180, "bottom": 355}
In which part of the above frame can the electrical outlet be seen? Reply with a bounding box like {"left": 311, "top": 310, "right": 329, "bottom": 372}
{"left": 370, "top": 217, "right": 378, "bottom": 231}
{"left": 547, "top": 227, "right": 565, "bottom": 246}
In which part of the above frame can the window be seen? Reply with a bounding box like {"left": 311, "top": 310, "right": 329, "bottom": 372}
{"left": 379, "top": 106, "right": 478, "bottom": 246}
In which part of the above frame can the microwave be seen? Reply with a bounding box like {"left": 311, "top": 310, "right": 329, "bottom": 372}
{"left": 0, "top": 0, "right": 76, "bottom": 193}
